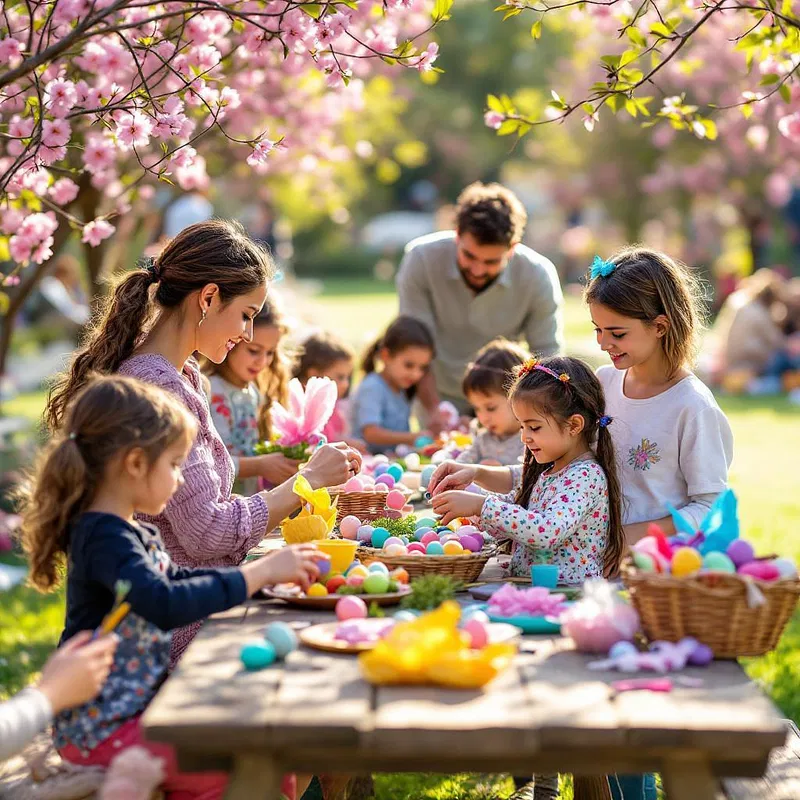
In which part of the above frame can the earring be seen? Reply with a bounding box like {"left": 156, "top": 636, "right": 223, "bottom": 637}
{"left": 198, "top": 308, "right": 207, "bottom": 328}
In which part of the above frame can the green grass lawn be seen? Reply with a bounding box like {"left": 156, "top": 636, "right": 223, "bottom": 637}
{"left": 1, "top": 285, "right": 798, "bottom": 799}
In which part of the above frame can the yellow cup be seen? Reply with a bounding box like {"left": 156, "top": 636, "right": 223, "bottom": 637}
{"left": 314, "top": 539, "right": 358, "bottom": 575}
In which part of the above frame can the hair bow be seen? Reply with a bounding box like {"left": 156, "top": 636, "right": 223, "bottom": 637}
{"left": 590, "top": 255, "right": 616, "bottom": 279}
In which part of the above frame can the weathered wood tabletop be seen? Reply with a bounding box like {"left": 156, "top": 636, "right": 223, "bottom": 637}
{"left": 142, "top": 547, "right": 787, "bottom": 800}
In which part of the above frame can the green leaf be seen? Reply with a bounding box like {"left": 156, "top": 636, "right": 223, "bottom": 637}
{"left": 487, "top": 94, "right": 505, "bottom": 113}
{"left": 500, "top": 94, "right": 516, "bottom": 113}
{"left": 650, "top": 22, "right": 672, "bottom": 38}
{"left": 503, "top": 7, "right": 522, "bottom": 19}
{"left": 530, "top": 20, "right": 542, "bottom": 39}
{"left": 607, "top": 94, "right": 624, "bottom": 113}
{"left": 300, "top": 3, "right": 323, "bottom": 18}
{"left": 393, "top": 40, "right": 414, "bottom": 59}
{"left": 635, "top": 96, "right": 652, "bottom": 116}
{"left": 0, "top": 238, "right": 9, "bottom": 264}
{"left": 759, "top": 74, "right": 780, "bottom": 86}
{"left": 549, "top": 89, "right": 567, "bottom": 109}
{"left": 0, "top": 292, "right": 9, "bottom": 315}
{"left": 625, "top": 98, "right": 638, "bottom": 117}
{"left": 582, "top": 102, "right": 595, "bottom": 114}
{"left": 497, "top": 119, "right": 520, "bottom": 135}
{"left": 701, "top": 118, "right": 718, "bottom": 140}
{"left": 780, "top": 83, "right": 791, "bottom": 103}
{"left": 600, "top": 54, "right": 621, "bottom": 70}
{"left": 432, "top": 0, "right": 453, "bottom": 22}
{"left": 626, "top": 27, "right": 646, "bottom": 47}
{"left": 517, "top": 122, "right": 532, "bottom": 136}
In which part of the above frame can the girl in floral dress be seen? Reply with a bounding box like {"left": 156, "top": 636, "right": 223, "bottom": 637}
{"left": 206, "top": 296, "right": 298, "bottom": 494}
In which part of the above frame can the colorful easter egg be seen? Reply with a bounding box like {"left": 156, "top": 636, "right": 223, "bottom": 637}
{"left": 263, "top": 622, "right": 298, "bottom": 659}
{"left": 407, "top": 542, "right": 426, "bottom": 554}
{"left": 348, "top": 565, "right": 369, "bottom": 579}
{"left": 404, "top": 453, "right": 421, "bottom": 470}
{"left": 670, "top": 547, "right": 703, "bottom": 577}
{"left": 336, "top": 595, "right": 368, "bottom": 620}
{"left": 383, "top": 536, "right": 404, "bottom": 549}
{"left": 374, "top": 483, "right": 390, "bottom": 494}
{"left": 420, "top": 465, "right": 436, "bottom": 489}
{"left": 393, "top": 610, "right": 418, "bottom": 623}
{"left": 371, "top": 527, "right": 391, "bottom": 549}
{"left": 632, "top": 551, "right": 656, "bottom": 572}
{"left": 326, "top": 575, "right": 347, "bottom": 593}
{"left": 461, "top": 608, "right": 489, "bottom": 626}
{"left": 368, "top": 561, "right": 390, "bottom": 575}
{"left": 363, "top": 572, "right": 391, "bottom": 594}
{"left": 343, "top": 476, "right": 363, "bottom": 492}
{"left": 416, "top": 517, "right": 437, "bottom": 530}
{"left": 687, "top": 642, "right": 714, "bottom": 666}
{"left": 385, "top": 544, "right": 408, "bottom": 556}
{"left": 726, "top": 539, "right": 755, "bottom": 567}
{"left": 609, "top": 641, "right": 638, "bottom": 659}
{"left": 443, "top": 540, "right": 465, "bottom": 555}
{"left": 373, "top": 464, "right": 389, "bottom": 477}
{"left": 459, "top": 535, "right": 482, "bottom": 553}
{"left": 436, "top": 526, "right": 450, "bottom": 533}
{"left": 340, "top": 515, "right": 362, "bottom": 540}
{"left": 307, "top": 583, "right": 328, "bottom": 597}
{"left": 345, "top": 574, "right": 365, "bottom": 589}
{"left": 773, "top": 557, "right": 798, "bottom": 580}
{"left": 241, "top": 640, "right": 276, "bottom": 671}
{"left": 315, "top": 558, "right": 331, "bottom": 578}
{"left": 463, "top": 619, "right": 489, "bottom": 649}
{"left": 386, "top": 489, "right": 406, "bottom": 510}
{"left": 357, "top": 524, "right": 374, "bottom": 543}
{"left": 391, "top": 567, "right": 409, "bottom": 584}
{"left": 420, "top": 531, "right": 439, "bottom": 546}
{"left": 738, "top": 562, "right": 781, "bottom": 582}
{"left": 702, "top": 552, "right": 736, "bottom": 573}
{"left": 426, "top": 541, "right": 445, "bottom": 555}
{"left": 375, "top": 474, "right": 396, "bottom": 489}
{"left": 458, "top": 525, "right": 479, "bottom": 537}
{"left": 414, "top": 527, "right": 433, "bottom": 541}
{"left": 387, "top": 464, "right": 404, "bottom": 482}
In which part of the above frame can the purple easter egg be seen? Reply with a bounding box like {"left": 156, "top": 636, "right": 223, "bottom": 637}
{"left": 375, "top": 474, "right": 396, "bottom": 489}
{"left": 384, "top": 509, "right": 403, "bottom": 520}
{"left": 373, "top": 464, "right": 389, "bottom": 477}
{"left": 688, "top": 642, "right": 714, "bottom": 666}
{"left": 726, "top": 539, "right": 755, "bottom": 567}
{"left": 459, "top": 535, "right": 482, "bottom": 553}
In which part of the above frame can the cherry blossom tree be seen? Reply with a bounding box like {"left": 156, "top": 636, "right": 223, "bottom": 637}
{"left": 0, "top": 0, "right": 450, "bottom": 373}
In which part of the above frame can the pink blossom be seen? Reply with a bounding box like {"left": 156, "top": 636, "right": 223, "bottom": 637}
{"left": 484, "top": 111, "right": 504, "bottom": 130}
{"left": 0, "top": 208, "right": 25, "bottom": 235}
{"left": 32, "top": 240, "right": 54, "bottom": 264}
{"left": 746, "top": 124, "right": 769, "bottom": 152}
{"left": 83, "top": 134, "right": 116, "bottom": 173}
{"left": 174, "top": 154, "right": 209, "bottom": 190}
{"left": 7, "top": 116, "right": 34, "bottom": 156}
{"left": 169, "top": 146, "right": 197, "bottom": 170}
{"left": 778, "top": 113, "right": 800, "bottom": 141}
{"left": 415, "top": 42, "right": 439, "bottom": 72}
{"left": 82, "top": 219, "right": 115, "bottom": 247}
{"left": 44, "top": 78, "right": 77, "bottom": 117}
{"left": 49, "top": 178, "right": 80, "bottom": 205}
{"left": 115, "top": 111, "right": 154, "bottom": 150}
{"left": 246, "top": 138, "right": 276, "bottom": 166}
{"left": 0, "top": 36, "right": 23, "bottom": 67}
{"left": 42, "top": 119, "right": 71, "bottom": 148}
{"left": 9, "top": 236, "right": 32, "bottom": 264}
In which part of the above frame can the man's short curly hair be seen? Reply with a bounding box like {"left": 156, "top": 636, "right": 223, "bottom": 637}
{"left": 455, "top": 182, "right": 528, "bottom": 247}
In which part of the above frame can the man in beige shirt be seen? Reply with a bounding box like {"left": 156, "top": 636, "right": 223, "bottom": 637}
{"left": 397, "top": 182, "right": 564, "bottom": 421}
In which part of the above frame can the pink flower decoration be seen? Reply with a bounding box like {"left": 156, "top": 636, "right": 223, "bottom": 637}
{"left": 82, "top": 219, "right": 115, "bottom": 247}
{"left": 270, "top": 377, "right": 337, "bottom": 447}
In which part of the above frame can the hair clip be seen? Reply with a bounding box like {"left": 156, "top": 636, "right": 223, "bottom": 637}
{"left": 599, "top": 415, "right": 613, "bottom": 428}
{"left": 532, "top": 364, "right": 571, "bottom": 384}
{"left": 141, "top": 256, "right": 160, "bottom": 282}
{"left": 590, "top": 255, "right": 616, "bottom": 279}
{"left": 516, "top": 357, "right": 539, "bottom": 378}
{"left": 68, "top": 432, "right": 77, "bottom": 440}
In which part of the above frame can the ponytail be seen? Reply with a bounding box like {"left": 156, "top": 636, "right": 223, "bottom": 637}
{"left": 17, "top": 437, "right": 92, "bottom": 591}
{"left": 46, "top": 219, "right": 273, "bottom": 433}
{"left": 595, "top": 424, "right": 625, "bottom": 577}
{"left": 360, "top": 338, "right": 382, "bottom": 375}
{"left": 360, "top": 315, "right": 435, "bottom": 376}
{"left": 46, "top": 269, "right": 154, "bottom": 432}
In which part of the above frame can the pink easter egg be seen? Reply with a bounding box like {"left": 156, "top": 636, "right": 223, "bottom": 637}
{"left": 386, "top": 489, "right": 406, "bottom": 510}
{"left": 336, "top": 595, "right": 368, "bottom": 621}
{"left": 463, "top": 619, "right": 489, "bottom": 649}
{"left": 407, "top": 542, "right": 426, "bottom": 554}
{"left": 440, "top": 533, "right": 459, "bottom": 543}
{"left": 340, "top": 515, "right": 361, "bottom": 540}
{"left": 738, "top": 561, "right": 781, "bottom": 582}
{"left": 343, "top": 476, "right": 363, "bottom": 492}
{"left": 375, "top": 474, "right": 396, "bottom": 489}
{"left": 384, "top": 509, "right": 403, "bottom": 520}
{"left": 383, "top": 536, "right": 404, "bottom": 549}
{"left": 345, "top": 575, "right": 365, "bottom": 589}
{"left": 374, "top": 483, "right": 389, "bottom": 493}
{"left": 420, "top": 532, "right": 439, "bottom": 546}
{"left": 408, "top": 550, "right": 424, "bottom": 556}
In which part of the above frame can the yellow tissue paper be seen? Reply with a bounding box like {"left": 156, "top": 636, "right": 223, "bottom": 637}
{"left": 281, "top": 475, "right": 338, "bottom": 544}
{"left": 359, "top": 601, "right": 517, "bottom": 689}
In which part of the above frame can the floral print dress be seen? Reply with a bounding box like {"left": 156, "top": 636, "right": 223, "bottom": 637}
{"left": 479, "top": 456, "right": 610, "bottom": 584}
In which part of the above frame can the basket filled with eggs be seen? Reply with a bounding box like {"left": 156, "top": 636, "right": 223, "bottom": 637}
{"left": 621, "top": 491, "right": 800, "bottom": 658}
{"left": 340, "top": 512, "right": 494, "bottom": 584}
{"left": 330, "top": 459, "right": 414, "bottom": 525}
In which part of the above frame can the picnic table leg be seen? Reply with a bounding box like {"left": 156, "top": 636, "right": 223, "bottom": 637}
{"left": 225, "top": 754, "right": 284, "bottom": 800}
{"left": 661, "top": 756, "right": 720, "bottom": 800}
{"left": 573, "top": 775, "right": 612, "bottom": 800}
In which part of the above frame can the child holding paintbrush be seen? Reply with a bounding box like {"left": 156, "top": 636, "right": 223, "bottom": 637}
{"left": 18, "top": 375, "right": 323, "bottom": 800}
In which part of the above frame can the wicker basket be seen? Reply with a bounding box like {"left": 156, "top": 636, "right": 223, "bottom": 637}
{"left": 360, "top": 546, "right": 494, "bottom": 583}
{"left": 329, "top": 487, "right": 413, "bottom": 525}
{"left": 622, "top": 564, "right": 800, "bottom": 658}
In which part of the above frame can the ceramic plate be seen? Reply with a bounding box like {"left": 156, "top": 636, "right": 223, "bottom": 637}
{"left": 260, "top": 584, "right": 411, "bottom": 610}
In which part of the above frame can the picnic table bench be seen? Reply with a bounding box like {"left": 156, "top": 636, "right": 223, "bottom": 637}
{"left": 142, "top": 548, "right": 788, "bottom": 800}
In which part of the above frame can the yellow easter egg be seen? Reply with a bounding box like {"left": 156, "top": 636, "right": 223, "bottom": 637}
{"left": 306, "top": 583, "right": 329, "bottom": 597}
{"left": 348, "top": 565, "right": 370, "bottom": 579}
{"left": 671, "top": 547, "right": 702, "bottom": 577}
{"left": 443, "top": 540, "right": 465, "bottom": 555}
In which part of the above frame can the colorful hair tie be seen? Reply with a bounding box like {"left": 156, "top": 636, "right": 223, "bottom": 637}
{"left": 517, "top": 357, "right": 539, "bottom": 378}
{"left": 518, "top": 359, "right": 572, "bottom": 385}
{"left": 590, "top": 255, "right": 616, "bottom": 279}
{"left": 599, "top": 415, "right": 613, "bottom": 428}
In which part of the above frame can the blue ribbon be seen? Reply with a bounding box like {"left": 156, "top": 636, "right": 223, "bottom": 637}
{"left": 590, "top": 255, "right": 616, "bottom": 279}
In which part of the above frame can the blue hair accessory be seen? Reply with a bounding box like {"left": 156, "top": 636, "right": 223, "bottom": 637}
{"left": 590, "top": 255, "right": 616, "bottom": 279}
{"left": 599, "top": 415, "right": 612, "bottom": 428}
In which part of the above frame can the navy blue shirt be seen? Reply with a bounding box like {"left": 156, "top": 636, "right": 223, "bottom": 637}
{"left": 56, "top": 512, "right": 247, "bottom": 753}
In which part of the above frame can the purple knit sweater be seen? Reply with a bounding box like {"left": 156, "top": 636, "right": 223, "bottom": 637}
{"left": 119, "top": 353, "right": 269, "bottom": 660}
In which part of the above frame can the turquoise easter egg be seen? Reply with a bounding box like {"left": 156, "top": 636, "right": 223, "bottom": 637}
{"left": 387, "top": 464, "right": 404, "bottom": 482}
{"left": 393, "top": 610, "right": 419, "bottom": 622}
{"left": 368, "top": 562, "right": 390, "bottom": 575}
{"left": 371, "top": 527, "right": 391, "bottom": 549}
{"left": 702, "top": 552, "right": 736, "bottom": 573}
{"left": 240, "top": 640, "right": 276, "bottom": 671}
{"left": 425, "top": 541, "right": 445, "bottom": 555}
{"left": 633, "top": 551, "right": 656, "bottom": 572}
{"left": 416, "top": 517, "right": 436, "bottom": 529}
{"left": 263, "top": 622, "right": 298, "bottom": 660}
